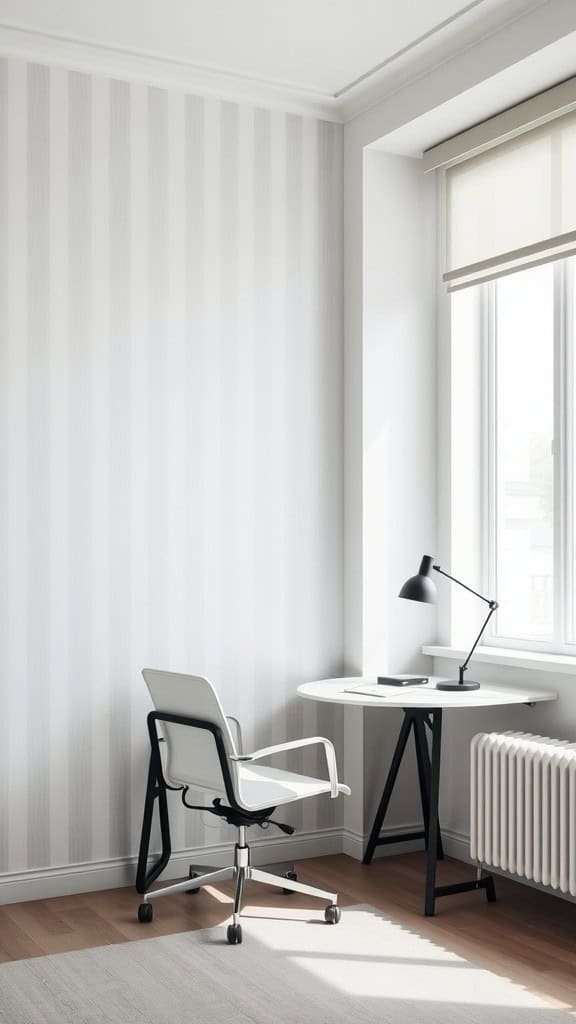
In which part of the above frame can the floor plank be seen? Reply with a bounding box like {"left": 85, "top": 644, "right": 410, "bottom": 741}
{"left": 0, "top": 853, "right": 574, "bottom": 1013}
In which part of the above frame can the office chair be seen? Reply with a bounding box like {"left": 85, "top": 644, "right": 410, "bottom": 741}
{"left": 136, "top": 668, "right": 350, "bottom": 944}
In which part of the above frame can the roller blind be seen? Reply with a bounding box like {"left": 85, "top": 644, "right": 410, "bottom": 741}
{"left": 444, "top": 108, "right": 576, "bottom": 291}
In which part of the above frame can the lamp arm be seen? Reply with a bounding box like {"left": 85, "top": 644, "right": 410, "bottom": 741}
{"left": 460, "top": 602, "right": 499, "bottom": 676}
{"left": 432, "top": 564, "right": 498, "bottom": 682}
{"left": 433, "top": 565, "right": 493, "bottom": 605}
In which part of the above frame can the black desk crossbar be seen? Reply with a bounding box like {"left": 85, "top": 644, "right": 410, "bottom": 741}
{"left": 374, "top": 830, "right": 427, "bottom": 847}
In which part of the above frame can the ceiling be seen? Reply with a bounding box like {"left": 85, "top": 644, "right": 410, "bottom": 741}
{"left": 0, "top": 0, "right": 512, "bottom": 98}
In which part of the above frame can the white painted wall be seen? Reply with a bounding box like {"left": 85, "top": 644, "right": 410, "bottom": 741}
{"left": 2, "top": 0, "right": 576, "bottom": 894}
{"left": 362, "top": 151, "right": 436, "bottom": 678}
{"left": 361, "top": 151, "right": 437, "bottom": 830}
{"left": 343, "top": 0, "right": 576, "bottom": 851}
{"left": 0, "top": 55, "right": 344, "bottom": 891}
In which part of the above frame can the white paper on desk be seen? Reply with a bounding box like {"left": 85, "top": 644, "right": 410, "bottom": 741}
{"left": 343, "top": 686, "right": 389, "bottom": 698}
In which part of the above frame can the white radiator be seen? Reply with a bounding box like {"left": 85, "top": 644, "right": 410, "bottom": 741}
{"left": 471, "top": 731, "right": 576, "bottom": 895}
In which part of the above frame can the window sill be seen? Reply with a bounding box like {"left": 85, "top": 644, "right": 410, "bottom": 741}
{"left": 422, "top": 644, "right": 576, "bottom": 676}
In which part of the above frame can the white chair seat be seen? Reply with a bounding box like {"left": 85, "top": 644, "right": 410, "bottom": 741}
{"left": 142, "top": 670, "right": 349, "bottom": 815}
{"left": 237, "top": 763, "right": 344, "bottom": 811}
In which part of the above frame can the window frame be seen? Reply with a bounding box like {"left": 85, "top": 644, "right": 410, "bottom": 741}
{"left": 479, "top": 258, "right": 576, "bottom": 655}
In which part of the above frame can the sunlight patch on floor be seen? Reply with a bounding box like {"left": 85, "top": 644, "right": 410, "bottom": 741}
{"left": 240, "top": 905, "right": 558, "bottom": 1011}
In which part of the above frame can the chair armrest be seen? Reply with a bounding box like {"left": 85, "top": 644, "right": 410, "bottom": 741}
{"left": 226, "top": 716, "right": 243, "bottom": 754}
{"left": 231, "top": 736, "right": 348, "bottom": 799}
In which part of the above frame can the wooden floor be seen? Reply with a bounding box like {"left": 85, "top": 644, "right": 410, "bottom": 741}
{"left": 0, "top": 853, "right": 574, "bottom": 1013}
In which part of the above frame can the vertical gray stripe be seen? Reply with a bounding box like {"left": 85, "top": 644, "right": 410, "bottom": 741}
{"left": 144, "top": 88, "right": 175, "bottom": 850}
{"left": 68, "top": 70, "right": 94, "bottom": 864}
{"left": 183, "top": 96, "right": 205, "bottom": 619}
{"left": 284, "top": 113, "right": 305, "bottom": 832}
{"left": 0, "top": 57, "right": 9, "bottom": 873}
{"left": 159, "top": 90, "right": 188, "bottom": 854}
{"left": 329, "top": 115, "right": 346, "bottom": 811}
{"left": 200, "top": 97, "right": 224, "bottom": 700}
{"left": 7, "top": 57, "right": 29, "bottom": 870}
{"left": 127, "top": 82, "right": 150, "bottom": 856}
{"left": 108, "top": 79, "right": 132, "bottom": 858}
{"left": 232, "top": 103, "right": 257, "bottom": 759}
{"left": 219, "top": 100, "right": 240, "bottom": 694}
{"left": 317, "top": 121, "right": 343, "bottom": 831}
{"left": 147, "top": 87, "right": 169, "bottom": 663}
{"left": 90, "top": 73, "right": 112, "bottom": 861}
{"left": 299, "top": 116, "right": 320, "bottom": 834}
{"left": 184, "top": 94, "right": 206, "bottom": 851}
{"left": 183, "top": 94, "right": 206, "bottom": 851}
{"left": 252, "top": 107, "right": 272, "bottom": 757}
{"left": 270, "top": 110, "right": 291, "bottom": 776}
{"left": 27, "top": 62, "right": 51, "bottom": 868}
{"left": 48, "top": 65, "right": 70, "bottom": 868}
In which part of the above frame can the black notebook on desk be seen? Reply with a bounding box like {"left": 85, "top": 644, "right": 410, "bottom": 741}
{"left": 377, "top": 675, "right": 428, "bottom": 687}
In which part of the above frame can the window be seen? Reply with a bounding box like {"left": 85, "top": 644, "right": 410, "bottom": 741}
{"left": 455, "top": 257, "right": 576, "bottom": 652}
{"left": 432, "top": 84, "right": 576, "bottom": 654}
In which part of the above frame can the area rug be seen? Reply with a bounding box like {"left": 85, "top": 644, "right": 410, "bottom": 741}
{"left": 0, "top": 904, "right": 570, "bottom": 1024}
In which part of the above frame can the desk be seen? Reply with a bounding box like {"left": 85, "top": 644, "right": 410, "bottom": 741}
{"left": 298, "top": 676, "right": 557, "bottom": 916}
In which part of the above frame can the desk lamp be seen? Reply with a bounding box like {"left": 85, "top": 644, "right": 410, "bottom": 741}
{"left": 399, "top": 554, "right": 498, "bottom": 691}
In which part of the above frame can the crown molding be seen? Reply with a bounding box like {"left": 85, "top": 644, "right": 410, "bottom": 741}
{"left": 338, "top": 0, "right": 551, "bottom": 122}
{"left": 0, "top": 24, "right": 342, "bottom": 122}
{"left": 0, "top": 2, "right": 564, "bottom": 127}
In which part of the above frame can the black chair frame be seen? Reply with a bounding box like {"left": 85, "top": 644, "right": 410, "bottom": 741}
{"left": 136, "top": 712, "right": 275, "bottom": 894}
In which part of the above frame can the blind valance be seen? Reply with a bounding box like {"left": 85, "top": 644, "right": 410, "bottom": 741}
{"left": 444, "top": 108, "right": 576, "bottom": 291}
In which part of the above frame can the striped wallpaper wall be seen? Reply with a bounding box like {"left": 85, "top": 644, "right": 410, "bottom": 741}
{"left": 0, "top": 56, "right": 344, "bottom": 881}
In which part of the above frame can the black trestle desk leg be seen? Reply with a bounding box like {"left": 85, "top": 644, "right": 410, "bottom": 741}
{"left": 414, "top": 717, "right": 431, "bottom": 845}
{"left": 424, "top": 709, "right": 442, "bottom": 916}
{"left": 362, "top": 712, "right": 414, "bottom": 865}
{"left": 414, "top": 716, "right": 444, "bottom": 861}
{"left": 364, "top": 704, "right": 494, "bottom": 913}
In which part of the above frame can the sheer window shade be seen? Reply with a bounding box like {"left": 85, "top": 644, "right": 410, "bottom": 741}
{"left": 444, "top": 109, "right": 576, "bottom": 291}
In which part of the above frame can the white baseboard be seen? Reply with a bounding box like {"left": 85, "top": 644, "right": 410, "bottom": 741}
{"left": 440, "top": 827, "right": 471, "bottom": 863}
{"left": 0, "top": 827, "right": 343, "bottom": 905}
{"left": 5, "top": 820, "right": 572, "bottom": 907}
{"left": 0, "top": 822, "right": 422, "bottom": 905}
{"left": 341, "top": 824, "right": 429, "bottom": 861}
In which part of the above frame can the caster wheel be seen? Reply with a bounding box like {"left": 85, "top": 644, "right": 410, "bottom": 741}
{"left": 138, "top": 902, "right": 153, "bottom": 923}
{"left": 324, "top": 904, "right": 341, "bottom": 925}
{"left": 283, "top": 870, "right": 298, "bottom": 895}
{"left": 187, "top": 869, "right": 201, "bottom": 895}
{"left": 227, "top": 923, "right": 243, "bottom": 945}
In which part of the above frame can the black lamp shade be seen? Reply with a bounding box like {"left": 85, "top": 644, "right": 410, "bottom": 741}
{"left": 398, "top": 555, "right": 437, "bottom": 604}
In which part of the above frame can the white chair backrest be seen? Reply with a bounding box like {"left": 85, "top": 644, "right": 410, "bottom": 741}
{"left": 142, "top": 669, "right": 238, "bottom": 794}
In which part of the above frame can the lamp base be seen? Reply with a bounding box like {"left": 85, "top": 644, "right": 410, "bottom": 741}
{"left": 435, "top": 679, "right": 480, "bottom": 691}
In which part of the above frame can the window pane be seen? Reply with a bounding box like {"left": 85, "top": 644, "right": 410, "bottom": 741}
{"left": 494, "top": 264, "right": 554, "bottom": 639}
